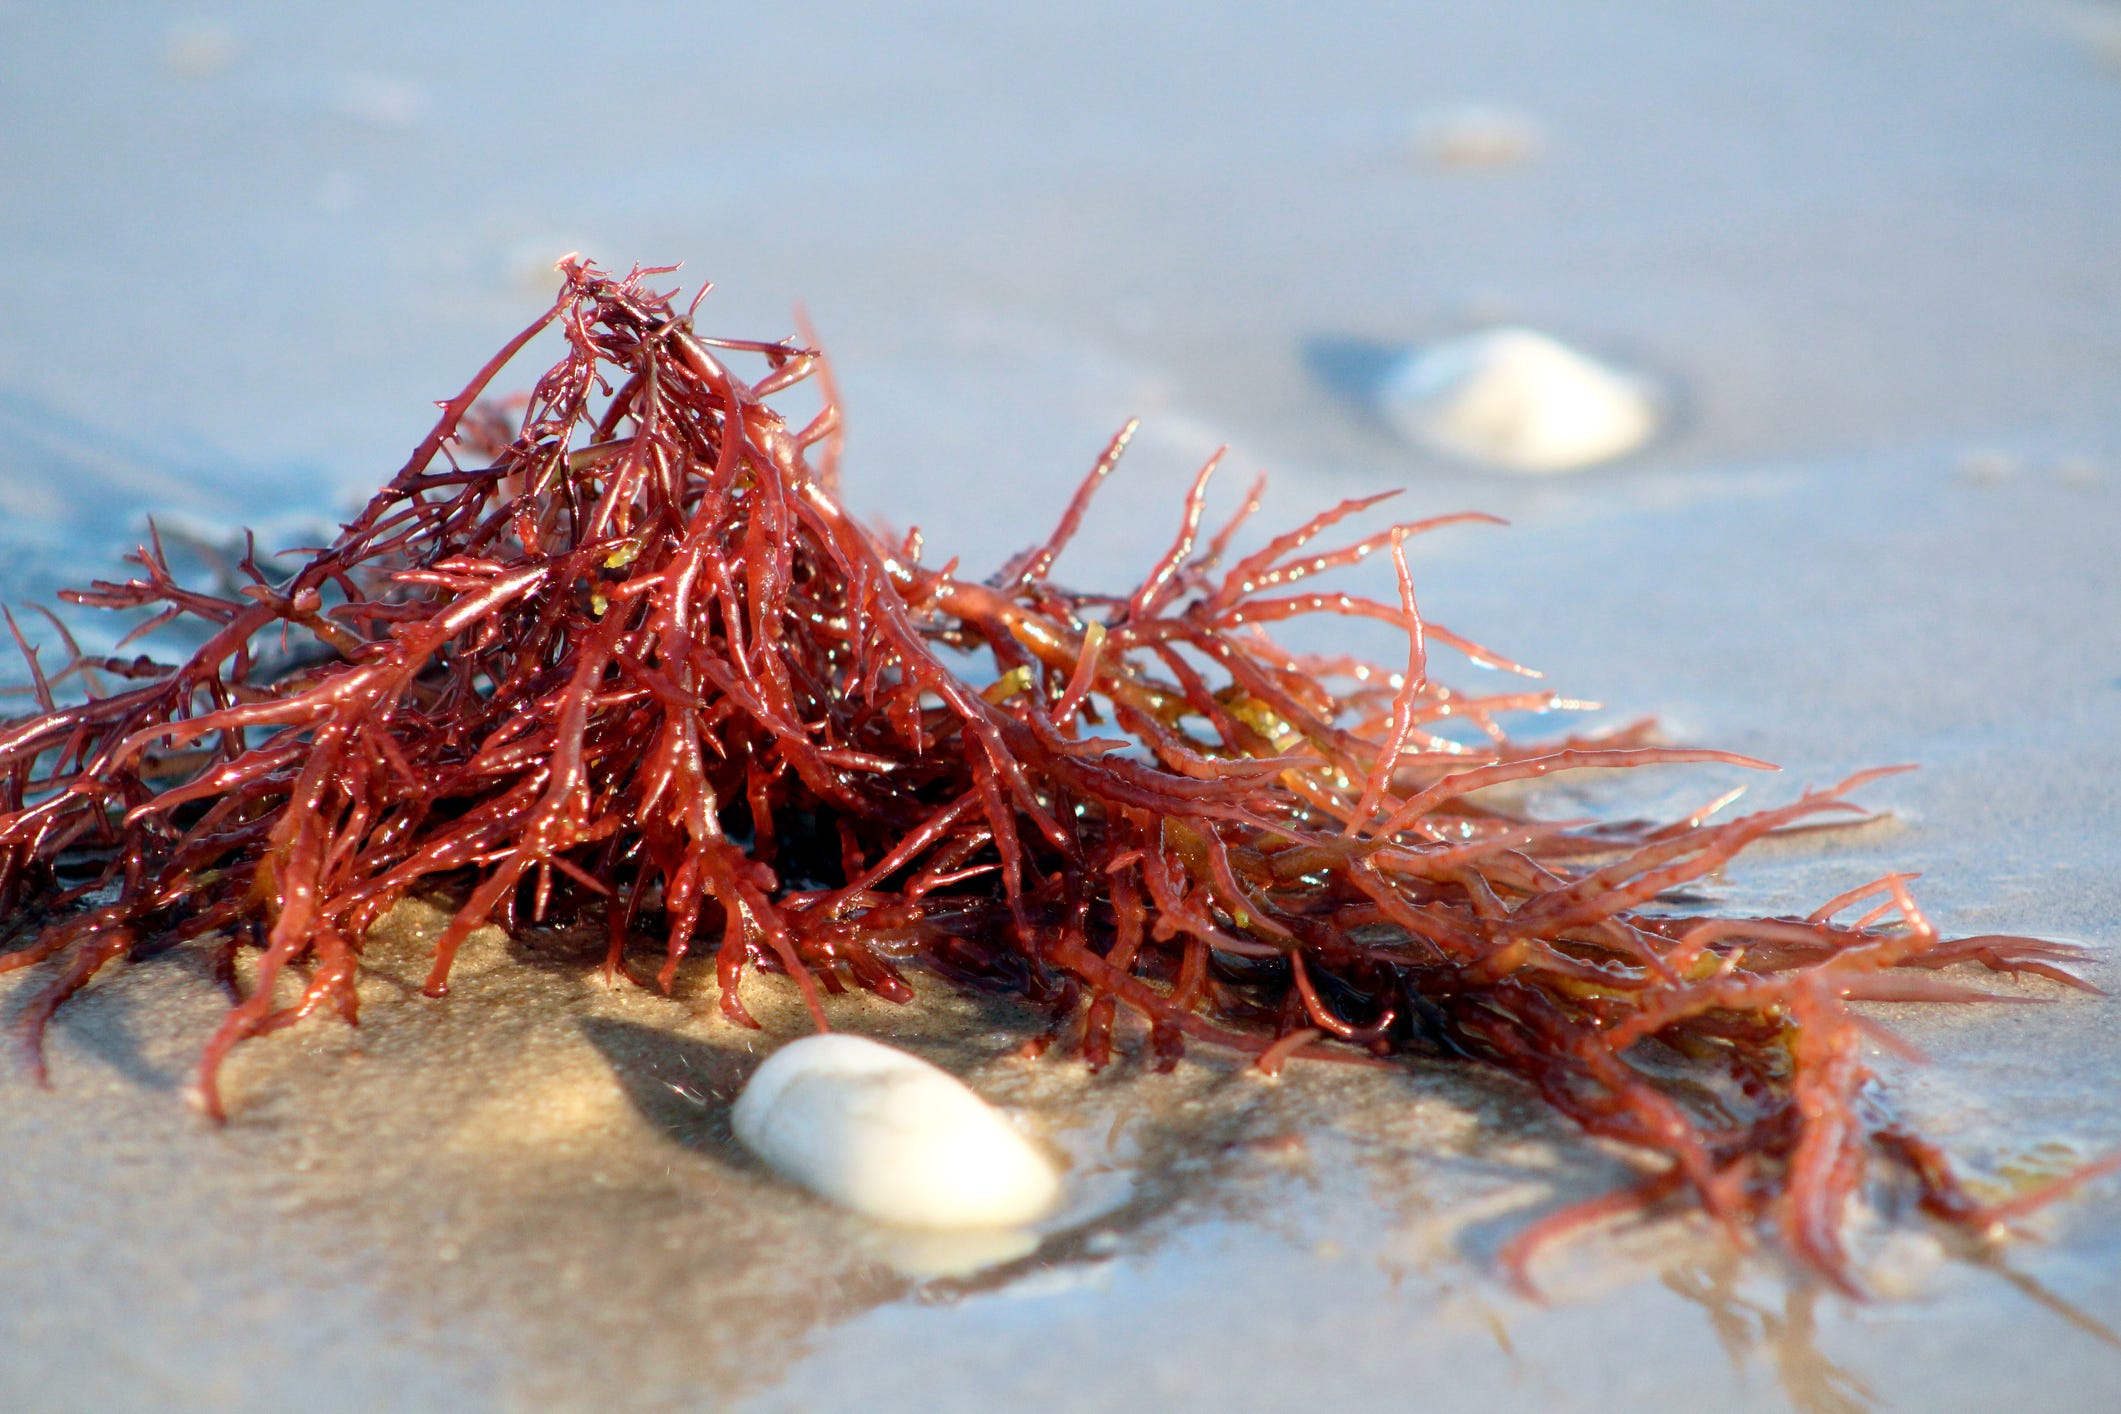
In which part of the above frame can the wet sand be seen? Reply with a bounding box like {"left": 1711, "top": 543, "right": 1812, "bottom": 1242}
{"left": 3, "top": 3, "right": 2120, "bottom": 1409}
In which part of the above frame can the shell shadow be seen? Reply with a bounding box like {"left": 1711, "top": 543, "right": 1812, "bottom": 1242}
{"left": 575, "top": 1013, "right": 762, "bottom": 1168}
{"left": 1300, "top": 333, "right": 1405, "bottom": 432}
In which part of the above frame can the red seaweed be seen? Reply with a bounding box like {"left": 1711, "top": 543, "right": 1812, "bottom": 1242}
{"left": 0, "top": 260, "right": 2104, "bottom": 1290}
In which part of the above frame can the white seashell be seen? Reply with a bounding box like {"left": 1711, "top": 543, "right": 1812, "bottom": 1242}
{"left": 1379, "top": 327, "right": 1660, "bottom": 472}
{"left": 861, "top": 1224, "right": 1043, "bottom": 1280}
{"left": 1410, "top": 105, "right": 1544, "bottom": 168}
{"left": 731, "top": 1033, "right": 1060, "bottom": 1230}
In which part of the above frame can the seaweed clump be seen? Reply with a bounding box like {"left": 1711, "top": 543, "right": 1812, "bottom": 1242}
{"left": 0, "top": 261, "right": 2105, "bottom": 1289}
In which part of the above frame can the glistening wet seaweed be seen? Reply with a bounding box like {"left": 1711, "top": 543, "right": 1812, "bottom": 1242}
{"left": 0, "top": 262, "right": 2105, "bottom": 1290}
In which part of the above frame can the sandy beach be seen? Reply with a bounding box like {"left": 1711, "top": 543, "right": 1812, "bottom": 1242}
{"left": 3, "top": 4, "right": 2118, "bottom": 1409}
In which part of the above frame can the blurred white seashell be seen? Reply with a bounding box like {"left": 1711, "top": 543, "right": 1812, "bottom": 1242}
{"left": 162, "top": 24, "right": 238, "bottom": 80}
{"left": 732, "top": 1033, "right": 1060, "bottom": 1230}
{"left": 1379, "top": 327, "right": 1660, "bottom": 472}
{"left": 1410, "top": 105, "right": 1544, "bottom": 168}
{"left": 500, "top": 239, "right": 597, "bottom": 292}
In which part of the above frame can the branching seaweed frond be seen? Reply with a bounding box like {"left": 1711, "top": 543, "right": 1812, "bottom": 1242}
{"left": 0, "top": 262, "right": 2103, "bottom": 1289}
